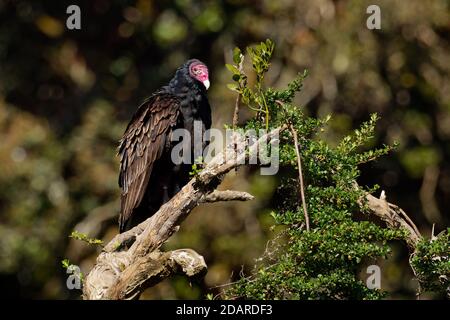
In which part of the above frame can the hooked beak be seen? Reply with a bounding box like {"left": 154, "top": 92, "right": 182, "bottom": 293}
{"left": 202, "top": 79, "right": 210, "bottom": 90}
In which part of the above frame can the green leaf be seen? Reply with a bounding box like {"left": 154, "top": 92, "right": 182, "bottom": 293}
{"left": 61, "top": 259, "right": 70, "bottom": 269}
{"left": 225, "top": 63, "right": 240, "bottom": 75}
{"left": 227, "top": 83, "right": 239, "bottom": 92}
{"left": 233, "top": 47, "right": 242, "bottom": 64}
{"left": 70, "top": 230, "right": 103, "bottom": 246}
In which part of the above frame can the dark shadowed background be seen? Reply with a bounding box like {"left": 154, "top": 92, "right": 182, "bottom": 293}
{"left": 0, "top": 0, "right": 449, "bottom": 299}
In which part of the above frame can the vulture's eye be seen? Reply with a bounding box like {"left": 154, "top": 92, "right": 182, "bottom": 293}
{"left": 193, "top": 68, "right": 200, "bottom": 75}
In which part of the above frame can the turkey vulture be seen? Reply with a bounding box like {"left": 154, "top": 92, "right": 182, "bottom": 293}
{"left": 118, "top": 59, "right": 211, "bottom": 233}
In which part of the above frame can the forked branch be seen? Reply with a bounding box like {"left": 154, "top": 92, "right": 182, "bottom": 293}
{"left": 83, "top": 128, "right": 283, "bottom": 299}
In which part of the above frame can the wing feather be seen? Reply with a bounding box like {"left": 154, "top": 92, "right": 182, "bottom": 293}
{"left": 118, "top": 92, "right": 180, "bottom": 231}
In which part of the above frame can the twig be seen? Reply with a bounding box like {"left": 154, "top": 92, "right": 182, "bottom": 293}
{"left": 210, "top": 279, "right": 242, "bottom": 289}
{"left": 232, "top": 57, "right": 244, "bottom": 128}
{"left": 388, "top": 203, "right": 421, "bottom": 238}
{"left": 232, "top": 93, "right": 241, "bottom": 129}
{"left": 289, "top": 126, "right": 310, "bottom": 231}
{"left": 232, "top": 57, "right": 244, "bottom": 174}
{"left": 66, "top": 201, "right": 118, "bottom": 260}
{"left": 274, "top": 100, "right": 309, "bottom": 231}
{"left": 201, "top": 190, "right": 254, "bottom": 203}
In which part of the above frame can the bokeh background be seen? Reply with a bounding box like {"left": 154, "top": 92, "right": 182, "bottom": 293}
{"left": 0, "top": 0, "right": 449, "bottom": 299}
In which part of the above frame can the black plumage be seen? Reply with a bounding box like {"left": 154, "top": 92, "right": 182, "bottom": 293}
{"left": 118, "top": 59, "right": 211, "bottom": 233}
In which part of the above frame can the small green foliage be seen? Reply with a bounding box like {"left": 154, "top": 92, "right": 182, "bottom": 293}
{"left": 61, "top": 258, "right": 71, "bottom": 270}
{"left": 61, "top": 258, "right": 84, "bottom": 283}
{"left": 189, "top": 156, "right": 205, "bottom": 177}
{"left": 223, "top": 40, "right": 408, "bottom": 300}
{"left": 246, "top": 39, "right": 274, "bottom": 84}
{"left": 70, "top": 230, "right": 103, "bottom": 246}
{"left": 232, "top": 47, "right": 242, "bottom": 64}
{"left": 205, "top": 293, "right": 214, "bottom": 300}
{"left": 226, "top": 39, "right": 275, "bottom": 130}
{"left": 265, "top": 70, "right": 309, "bottom": 106}
{"left": 190, "top": 163, "right": 201, "bottom": 178}
{"left": 411, "top": 229, "right": 450, "bottom": 296}
{"left": 113, "top": 241, "right": 121, "bottom": 250}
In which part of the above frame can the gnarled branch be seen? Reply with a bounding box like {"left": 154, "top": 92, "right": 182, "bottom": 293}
{"left": 82, "top": 128, "right": 283, "bottom": 300}
{"left": 361, "top": 188, "right": 421, "bottom": 250}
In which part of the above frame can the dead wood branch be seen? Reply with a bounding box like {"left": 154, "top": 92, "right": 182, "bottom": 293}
{"left": 289, "top": 125, "right": 310, "bottom": 231}
{"left": 201, "top": 190, "right": 254, "bottom": 203}
{"left": 106, "top": 249, "right": 207, "bottom": 300}
{"left": 232, "top": 56, "right": 244, "bottom": 128}
{"left": 82, "top": 128, "right": 283, "bottom": 300}
{"left": 361, "top": 188, "right": 422, "bottom": 250}
{"left": 102, "top": 190, "right": 254, "bottom": 254}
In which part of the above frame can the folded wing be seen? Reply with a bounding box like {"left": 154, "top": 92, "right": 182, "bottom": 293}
{"left": 118, "top": 92, "right": 180, "bottom": 232}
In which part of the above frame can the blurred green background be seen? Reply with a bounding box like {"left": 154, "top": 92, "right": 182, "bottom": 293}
{"left": 0, "top": 0, "right": 448, "bottom": 299}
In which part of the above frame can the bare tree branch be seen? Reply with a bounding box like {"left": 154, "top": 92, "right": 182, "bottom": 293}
{"left": 102, "top": 190, "right": 254, "bottom": 254}
{"left": 232, "top": 56, "right": 244, "bottom": 128}
{"left": 107, "top": 249, "right": 207, "bottom": 300}
{"left": 361, "top": 188, "right": 422, "bottom": 250}
{"left": 201, "top": 190, "right": 254, "bottom": 203}
{"left": 275, "top": 100, "right": 309, "bottom": 231}
{"left": 82, "top": 128, "right": 283, "bottom": 300}
{"left": 289, "top": 125, "right": 310, "bottom": 232}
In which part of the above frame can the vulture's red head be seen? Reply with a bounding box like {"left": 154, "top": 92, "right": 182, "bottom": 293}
{"left": 168, "top": 59, "right": 211, "bottom": 95}
{"left": 188, "top": 59, "right": 210, "bottom": 90}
